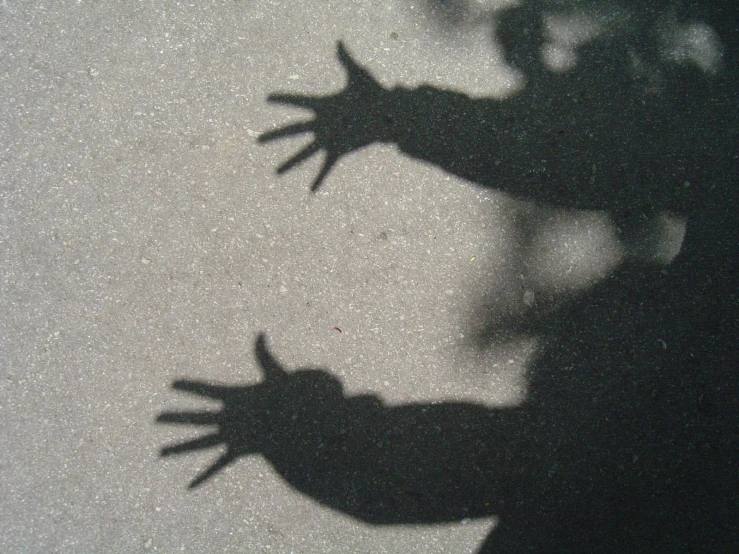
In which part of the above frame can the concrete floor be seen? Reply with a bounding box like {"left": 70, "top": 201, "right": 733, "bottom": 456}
{"left": 2, "top": 1, "right": 737, "bottom": 553}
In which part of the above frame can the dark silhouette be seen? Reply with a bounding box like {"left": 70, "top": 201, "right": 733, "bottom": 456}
{"left": 161, "top": 2, "right": 738, "bottom": 551}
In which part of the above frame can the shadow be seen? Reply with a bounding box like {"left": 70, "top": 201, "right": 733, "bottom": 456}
{"left": 260, "top": 4, "right": 736, "bottom": 217}
{"left": 160, "top": 1, "right": 738, "bottom": 551}
{"left": 159, "top": 334, "right": 532, "bottom": 522}
{"left": 159, "top": 323, "right": 737, "bottom": 551}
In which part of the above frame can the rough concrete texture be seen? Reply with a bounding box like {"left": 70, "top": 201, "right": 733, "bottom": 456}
{"left": 1, "top": 1, "right": 737, "bottom": 553}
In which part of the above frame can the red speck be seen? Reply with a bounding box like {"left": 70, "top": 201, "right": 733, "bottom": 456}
{"left": 330, "top": 327, "right": 342, "bottom": 333}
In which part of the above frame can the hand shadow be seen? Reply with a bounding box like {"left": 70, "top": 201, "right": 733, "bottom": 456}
{"left": 158, "top": 334, "right": 537, "bottom": 524}
{"left": 258, "top": 42, "right": 398, "bottom": 192}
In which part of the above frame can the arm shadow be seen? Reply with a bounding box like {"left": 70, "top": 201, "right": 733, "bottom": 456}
{"left": 260, "top": 2, "right": 737, "bottom": 222}
{"left": 159, "top": 334, "right": 535, "bottom": 525}
{"left": 159, "top": 298, "right": 738, "bottom": 552}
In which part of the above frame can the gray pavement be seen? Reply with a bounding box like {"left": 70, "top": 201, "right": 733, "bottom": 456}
{"left": 2, "top": 1, "right": 737, "bottom": 553}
